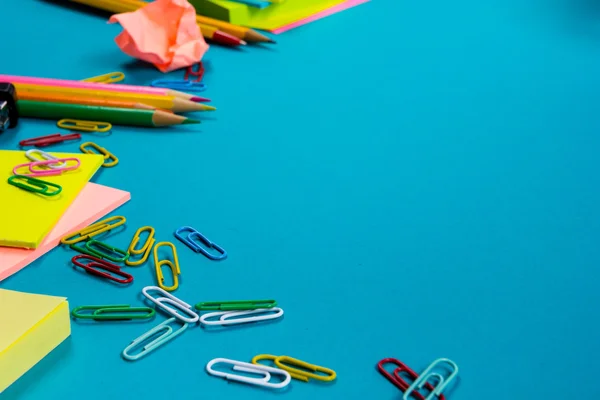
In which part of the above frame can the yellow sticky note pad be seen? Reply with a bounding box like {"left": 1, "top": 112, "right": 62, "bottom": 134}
{"left": 0, "top": 150, "right": 103, "bottom": 249}
{"left": 0, "top": 289, "right": 71, "bottom": 394}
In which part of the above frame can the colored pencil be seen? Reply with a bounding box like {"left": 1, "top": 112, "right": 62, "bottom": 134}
{"left": 0, "top": 74, "right": 210, "bottom": 103}
{"left": 17, "top": 101, "right": 200, "bottom": 127}
{"left": 118, "top": 0, "right": 273, "bottom": 43}
{"left": 19, "top": 92, "right": 169, "bottom": 112}
{"left": 14, "top": 83, "right": 215, "bottom": 113}
{"left": 68, "top": 0, "right": 246, "bottom": 47}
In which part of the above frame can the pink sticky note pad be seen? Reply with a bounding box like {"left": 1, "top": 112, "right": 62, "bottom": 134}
{"left": 0, "top": 183, "right": 130, "bottom": 282}
{"left": 270, "top": 0, "right": 370, "bottom": 34}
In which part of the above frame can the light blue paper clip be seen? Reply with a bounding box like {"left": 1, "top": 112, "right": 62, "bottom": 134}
{"left": 403, "top": 358, "right": 459, "bottom": 400}
{"left": 150, "top": 79, "right": 207, "bottom": 92}
{"left": 174, "top": 226, "right": 227, "bottom": 261}
{"left": 122, "top": 318, "right": 188, "bottom": 361}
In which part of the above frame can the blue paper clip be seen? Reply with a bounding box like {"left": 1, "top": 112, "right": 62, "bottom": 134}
{"left": 150, "top": 79, "right": 207, "bottom": 92}
{"left": 122, "top": 318, "right": 189, "bottom": 361}
{"left": 403, "top": 358, "right": 459, "bottom": 400}
{"left": 174, "top": 226, "right": 227, "bottom": 261}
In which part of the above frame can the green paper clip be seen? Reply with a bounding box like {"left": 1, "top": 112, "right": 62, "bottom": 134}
{"left": 195, "top": 299, "right": 277, "bottom": 311}
{"left": 7, "top": 175, "right": 62, "bottom": 196}
{"left": 71, "top": 305, "right": 155, "bottom": 321}
{"left": 85, "top": 239, "right": 130, "bottom": 263}
{"left": 70, "top": 242, "right": 104, "bottom": 258}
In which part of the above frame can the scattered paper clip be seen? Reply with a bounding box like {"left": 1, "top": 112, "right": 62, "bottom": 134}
{"left": 184, "top": 62, "right": 205, "bottom": 82}
{"left": 122, "top": 318, "right": 188, "bottom": 361}
{"left": 70, "top": 241, "right": 104, "bottom": 258}
{"left": 84, "top": 239, "right": 129, "bottom": 263}
{"left": 154, "top": 242, "right": 181, "bottom": 291}
{"left": 142, "top": 286, "right": 199, "bottom": 323}
{"left": 82, "top": 72, "right": 125, "bottom": 84}
{"left": 403, "top": 358, "right": 459, "bottom": 400}
{"left": 206, "top": 358, "right": 291, "bottom": 389}
{"left": 150, "top": 79, "right": 207, "bottom": 92}
{"left": 7, "top": 175, "right": 62, "bottom": 196}
{"left": 174, "top": 226, "right": 227, "bottom": 260}
{"left": 195, "top": 299, "right": 277, "bottom": 311}
{"left": 252, "top": 355, "right": 336, "bottom": 383}
{"left": 80, "top": 142, "right": 118, "bottom": 167}
{"left": 58, "top": 119, "right": 112, "bottom": 133}
{"left": 200, "top": 307, "right": 283, "bottom": 327}
{"left": 71, "top": 254, "right": 133, "bottom": 285}
{"left": 25, "top": 149, "right": 67, "bottom": 169}
{"left": 61, "top": 215, "right": 126, "bottom": 245}
{"left": 19, "top": 133, "right": 81, "bottom": 148}
{"left": 377, "top": 358, "right": 447, "bottom": 400}
{"left": 71, "top": 305, "right": 155, "bottom": 321}
{"left": 13, "top": 158, "right": 80, "bottom": 177}
{"left": 126, "top": 226, "right": 156, "bottom": 266}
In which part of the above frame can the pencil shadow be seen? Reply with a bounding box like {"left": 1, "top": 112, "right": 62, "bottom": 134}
{"left": 0, "top": 338, "right": 73, "bottom": 399}
{"left": 39, "top": 0, "right": 113, "bottom": 19}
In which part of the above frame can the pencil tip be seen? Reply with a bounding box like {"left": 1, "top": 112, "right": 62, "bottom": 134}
{"left": 182, "top": 119, "right": 201, "bottom": 125}
{"left": 203, "top": 105, "right": 217, "bottom": 111}
{"left": 241, "top": 40, "right": 248, "bottom": 45}
{"left": 191, "top": 96, "right": 211, "bottom": 103}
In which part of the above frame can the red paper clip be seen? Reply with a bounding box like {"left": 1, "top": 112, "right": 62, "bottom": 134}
{"left": 184, "top": 62, "right": 205, "bottom": 82}
{"left": 71, "top": 254, "right": 133, "bottom": 285}
{"left": 377, "top": 358, "right": 446, "bottom": 400}
{"left": 19, "top": 133, "right": 82, "bottom": 148}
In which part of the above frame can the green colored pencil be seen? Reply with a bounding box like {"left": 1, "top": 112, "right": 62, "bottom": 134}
{"left": 17, "top": 100, "right": 200, "bottom": 127}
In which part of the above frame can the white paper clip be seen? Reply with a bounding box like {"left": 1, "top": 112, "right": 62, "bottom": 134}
{"left": 25, "top": 149, "right": 67, "bottom": 169}
{"left": 206, "top": 358, "right": 291, "bottom": 389}
{"left": 122, "top": 317, "right": 188, "bottom": 361}
{"left": 200, "top": 307, "right": 284, "bottom": 326}
{"left": 142, "top": 286, "right": 199, "bottom": 324}
{"left": 403, "top": 358, "right": 459, "bottom": 400}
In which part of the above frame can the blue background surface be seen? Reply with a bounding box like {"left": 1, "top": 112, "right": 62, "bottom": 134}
{"left": 1, "top": 0, "right": 600, "bottom": 398}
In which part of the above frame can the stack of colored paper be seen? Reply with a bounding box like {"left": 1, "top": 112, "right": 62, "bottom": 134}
{"left": 0, "top": 289, "right": 71, "bottom": 394}
{"left": 190, "top": 0, "right": 368, "bottom": 33}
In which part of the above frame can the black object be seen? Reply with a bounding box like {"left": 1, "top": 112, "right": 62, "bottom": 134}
{"left": 0, "top": 82, "right": 18, "bottom": 131}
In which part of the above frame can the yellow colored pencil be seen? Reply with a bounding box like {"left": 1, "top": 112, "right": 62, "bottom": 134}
{"left": 13, "top": 83, "right": 215, "bottom": 113}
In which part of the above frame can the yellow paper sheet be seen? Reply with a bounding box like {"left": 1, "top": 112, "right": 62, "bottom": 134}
{"left": 0, "top": 150, "right": 103, "bottom": 249}
{"left": 0, "top": 289, "right": 70, "bottom": 393}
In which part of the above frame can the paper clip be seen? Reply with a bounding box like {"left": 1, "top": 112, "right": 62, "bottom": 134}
{"left": 184, "top": 62, "right": 205, "bottom": 82}
{"left": 154, "top": 242, "right": 180, "bottom": 291}
{"left": 174, "top": 226, "right": 227, "bottom": 260}
{"left": 195, "top": 300, "right": 277, "bottom": 311}
{"left": 142, "top": 286, "right": 199, "bottom": 323}
{"left": 61, "top": 215, "right": 126, "bottom": 245}
{"left": 206, "top": 358, "right": 291, "bottom": 389}
{"left": 25, "top": 149, "right": 67, "bottom": 168}
{"left": 82, "top": 72, "right": 125, "bottom": 84}
{"left": 122, "top": 318, "right": 188, "bottom": 361}
{"left": 71, "top": 305, "right": 155, "bottom": 321}
{"left": 377, "top": 358, "right": 447, "bottom": 400}
{"left": 71, "top": 254, "right": 133, "bottom": 284}
{"left": 85, "top": 239, "right": 129, "bottom": 263}
{"left": 200, "top": 308, "right": 283, "bottom": 326}
{"left": 150, "top": 79, "right": 207, "bottom": 92}
{"left": 13, "top": 158, "right": 80, "bottom": 177}
{"left": 20, "top": 133, "right": 81, "bottom": 148}
{"left": 70, "top": 242, "right": 103, "bottom": 258}
{"left": 403, "top": 359, "right": 459, "bottom": 400}
{"left": 7, "top": 175, "right": 62, "bottom": 196}
{"left": 80, "top": 142, "right": 118, "bottom": 167}
{"left": 274, "top": 356, "right": 336, "bottom": 382}
{"left": 125, "top": 226, "right": 156, "bottom": 266}
{"left": 57, "top": 119, "right": 112, "bottom": 133}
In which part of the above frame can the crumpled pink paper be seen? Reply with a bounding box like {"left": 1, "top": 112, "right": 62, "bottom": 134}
{"left": 108, "top": 0, "right": 209, "bottom": 73}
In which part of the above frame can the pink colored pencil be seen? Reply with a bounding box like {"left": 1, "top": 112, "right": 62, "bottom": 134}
{"left": 0, "top": 74, "right": 210, "bottom": 103}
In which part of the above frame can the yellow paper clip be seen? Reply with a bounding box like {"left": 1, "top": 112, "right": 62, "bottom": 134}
{"left": 61, "top": 216, "right": 126, "bottom": 245}
{"left": 81, "top": 72, "right": 125, "bottom": 84}
{"left": 252, "top": 355, "right": 336, "bottom": 383}
{"left": 126, "top": 226, "right": 156, "bottom": 266}
{"left": 80, "top": 142, "right": 118, "bottom": 167}
{"left": 57, "top": 119, "right": 112, "bottom": 133}
{"left": 154, "top": 242, "right": 180, "bottom": 292}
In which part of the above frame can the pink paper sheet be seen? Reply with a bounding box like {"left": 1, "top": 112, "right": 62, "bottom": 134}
{"left": 270, "top": 0, "right": 370, "bottom": 34}
{"left": 0, "top": 183, "right": 130, "bottom": 282}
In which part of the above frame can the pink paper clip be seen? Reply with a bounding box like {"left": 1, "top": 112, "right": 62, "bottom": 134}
{"left": 13, "top": 158, "right": 81, "bottom": 177}
{"left": 19, "top": 133, "right": 82, "bottom": 148}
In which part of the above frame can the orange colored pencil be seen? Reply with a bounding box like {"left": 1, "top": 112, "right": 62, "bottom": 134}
{"left": 18, "top": 92, "right": 175, "bottom": 113}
